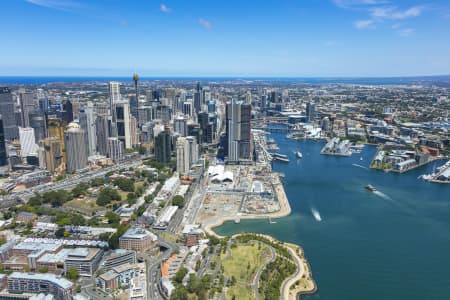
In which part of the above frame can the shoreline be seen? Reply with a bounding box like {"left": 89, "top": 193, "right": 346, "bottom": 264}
{"left": 202, "top": 177, "right": 317, "bottom": 299}
{"left": 203, "top": 175, "right": 291, "bottom": 238}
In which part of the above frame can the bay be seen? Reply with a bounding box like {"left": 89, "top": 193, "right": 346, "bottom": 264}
{"left": 215, "top": 131, "right": 450, "bottom": 300}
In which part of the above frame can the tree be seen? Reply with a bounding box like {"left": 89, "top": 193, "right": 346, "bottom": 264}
{"left": 113, "top": 178, "right": 135, "bottom": 192}
{"left": 105, "top": 211, "right": 121, "bottom": 227}
{"left": 72, "top": 182, "right": 89, "bottom": 197}
{"left": 96, "top": 187, "right": 121, "bottom": 206}
{"left": 28, "top": 196, "right": 42, "bottom": 207}
{"left": 91, "top": 177, "right": 106, "bottom": 187}
{"left": 55, "top": 227, "right": 65, "bottom": 238}
{"left": 66, "top": 267, "right": 79, "bottom": 280}
{"left": 172, "top": 195, "right": 185, "bottom": 208}
{"left": 173, "top": 268, "right": 188, "bottom": 284}
{"left": 170, "top": 286, "right": 188, "bottom": 300}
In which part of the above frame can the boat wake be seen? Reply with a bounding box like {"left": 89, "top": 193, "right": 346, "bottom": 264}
{"left": 373, "top": 190, "right": 392, "bottom": 200}
{"left": 311, "top": 207, "right": 322, "bottom": 222}
{"left": 352, "top": 163, "right": 368, "bottom": 170}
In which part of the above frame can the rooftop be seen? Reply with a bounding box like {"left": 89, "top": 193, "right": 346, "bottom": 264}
{"left": 9, "top": 272, "right": 73, "bottom": 289}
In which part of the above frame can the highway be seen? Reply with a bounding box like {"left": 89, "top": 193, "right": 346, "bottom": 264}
{"left": 0, "top": 159, "right": 142, "bottom": 207}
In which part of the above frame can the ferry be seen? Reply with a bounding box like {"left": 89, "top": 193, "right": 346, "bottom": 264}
{"left": 274, "top": 156, "right": 290, "bottom": 163}
{"left": 271, "top": 153, "right": 288, "bottom": 159}
{"left": 296, "top": 151, "right": 303, "bottom": 159}
{"left": 365, "top": 184, "right": 377, "bottom": 192}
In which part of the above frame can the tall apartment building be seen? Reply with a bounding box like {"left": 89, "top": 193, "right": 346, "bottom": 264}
{"left": 64, "top": 123, "right": 87, "bottom": 172}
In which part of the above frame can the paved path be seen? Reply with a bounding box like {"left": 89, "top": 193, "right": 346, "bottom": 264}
{"left": 254, "top": 245, "right": 276, "bottom": 300}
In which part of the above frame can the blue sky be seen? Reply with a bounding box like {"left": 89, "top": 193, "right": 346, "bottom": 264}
{"left": 1, "top": 0, "right": 450, "bottom": 77}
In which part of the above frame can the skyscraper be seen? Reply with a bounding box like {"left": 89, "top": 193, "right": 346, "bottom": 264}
{"left": 109, "top": 81, "right": 121, "bottom": 137}
{"left": 197, "top": 112, "right": 209, "bottom": 144}
{"left": 79, "top": 102, "right": 97, "bottom": 156}
{"left": 132, "top": 73, "right": 139, "bottom": 121}
{"left": 107, "top": 137, "right": 124, "bottom": 162}
{"left": 42, "top": 137, "right": 63, "bottom": 173}
{"left": 0, "top": 116, "right": 7, "bottom": 166}
{"left": 155, "top": 127, "right": 171, "bottom": 164}
{"left": 306, "top": 101, "right": 315, "bottom": 123}
{"left": 19, "top": 127, "right": 37, "bottom": 157}
{"left": 28, "top": 110, "right": 47, "bottom": 143}
{"left": 0, "top": 87, "right": 19, "bottom": 140}
{"left": 19, "top": 91, "right": 35, "bottom": 128}
{"left": 47, "top": 117, "right": 66, "bottom": 166}
{"left": 174, "top": 115, "right": 188, "bottom": 137}
{"left": 226, "top": 99, "right": 252, "bottom": 163}
{"left": 186, "top": 136, "right": 199, "bottom": 166}
{"left": 64, "top": 122, "right": 87, "bottom": 172}
{"left": 115, "top": 100, "right": 132, "bottom": 149}
{"left": 176, "top": 137, "right": 190, "bottom": 175}
{"left": 62, "top": 100, "right": 73, "bottom": 124}
{"left": 95, "top": 114, "right": 110, "bottom": 156}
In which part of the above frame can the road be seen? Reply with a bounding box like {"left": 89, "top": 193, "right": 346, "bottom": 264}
{"left": 144, "top": 238, "right": 179, "bottom": 300}
{"left": 1, "top": 159, "right": 142, "bottom": 207}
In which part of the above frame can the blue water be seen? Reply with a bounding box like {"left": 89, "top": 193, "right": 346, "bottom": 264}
{"left": 215, "top": 133, "right": 450, "bottom": 300}
{"left": 0, "top": 75, "right": 449, "bottom": 85}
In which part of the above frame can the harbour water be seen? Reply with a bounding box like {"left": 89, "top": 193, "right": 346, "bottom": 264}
{"left": 215, "top": 132, "right": 450, "bottom": 300}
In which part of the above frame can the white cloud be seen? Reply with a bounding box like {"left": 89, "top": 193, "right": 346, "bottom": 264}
{"left": 354, "top": 19, "right": 376, "bottom": 29}
{"left": 25, "top": 0, "right": 80, "bottom": 11}
{"left": 371, "top": 6, "right": 423, "bottom": 20}
{"left": 397, "top": 28, "right": 415, "bottom": 36}
{"left": 332, "top": 0, "right": 389, "bottom": 9}
{"left": 160, "top": 3, "right": 171, "bottom": 13}
{"left": 198, "top": 18, "right": 212, "bottom": 29}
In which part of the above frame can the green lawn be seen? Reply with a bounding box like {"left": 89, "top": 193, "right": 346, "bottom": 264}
{"left": 227, "top": 285, "right": 255, "bottom": 300}
{"left": 222, "top": 242, "right": 269, "bottom": 300}
{"left": 64, "top": 197, "right": 99, "bottom": 215}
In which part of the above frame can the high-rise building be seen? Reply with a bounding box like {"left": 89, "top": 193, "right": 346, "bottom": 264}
{"left": 47, "top": 117, "right": 66, "bottom": 166}
{"left": 0, "top": 87, "right": 19, "bottom": 140}
{"left": 306, "top": 101, "right": 315, "bottom": 123}
{"left": 176, "top": 137, "right": 190, "bottom": 175}
{"left": 115, "top": 100, "right": 132, "bottom": 149}
{"left": 19, "top": 127, "right": 37, "bottom": 157}
{"left": 130, "top": 116, "right": 138, "bottom": 147}
{"left": 109, "top": 82, "right": 121, "bottom": 137}
{"left": 132, "top": 73, "right": 139, "bottom": 121}
{"left": 197, "top": 112, "right": 209, "bottom": 144}
{"left": 182, "top": 101, "right": 193, "bottom": 117}
{"left": 28, "top": 110, "right": 47, "bottom": 143}
{"left": 79, "top": 102, "right": 97, "bottom": 156}
{"left": 19, "top": 91, "right": 35, "bottom": 128}
{"left": 207, "top": 100, "right": 216, "bottom": 114}
{"left": 155, "top": 128, "right": 171, "bottom": 164}
{"left": 186, "top": 136, "right": 198, "bottom": 166}
{"left": 64, "top": 123, "right": 87, "bottom": 173}
{"left": 174, "top": 115, "right": 188, "bottom": 137}
{"left": 42, "top": 137, "right": 63, "bottom": 173}
{"left": 226, "top": 99, "right": 252, "bottom": 163}
{"left": 95, "top": 114, "right": 110, "bottom": 156}
{"left": 62, "top": 100, "right": 73, "bottom": 124}
{"left": 0, "top": 116, "right": 7, "bottom": 166}
{"left": 107, "top": 137, "right": 124, "bottom": 162}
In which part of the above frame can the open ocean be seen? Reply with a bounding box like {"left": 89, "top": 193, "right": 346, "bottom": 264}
{"left": 0, "top": 75, "right": 450, "bottom": 85}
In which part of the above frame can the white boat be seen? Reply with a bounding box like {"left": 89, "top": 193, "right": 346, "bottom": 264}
{"left": 274, "top": 156, "right": 290, "bottom": 163}
{"left": 296, "top": 151, "right": 303, "bottom": 159}
{"left": 360, "top": 157, "right": 363, "bottom": 161}
{"left": 311, "top": 208, "right": 322, "bottom": 222}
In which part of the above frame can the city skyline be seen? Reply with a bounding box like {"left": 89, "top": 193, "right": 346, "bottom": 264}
{"left": 1, "top": 0, "right": 450, "bottom": 77}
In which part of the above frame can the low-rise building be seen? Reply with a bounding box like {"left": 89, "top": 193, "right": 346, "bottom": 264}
{"left": 7, "top": 272, "right": 74, "bottom": 300}
{"left": 119, "top": 227, "right": 157, "bottom": 252}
